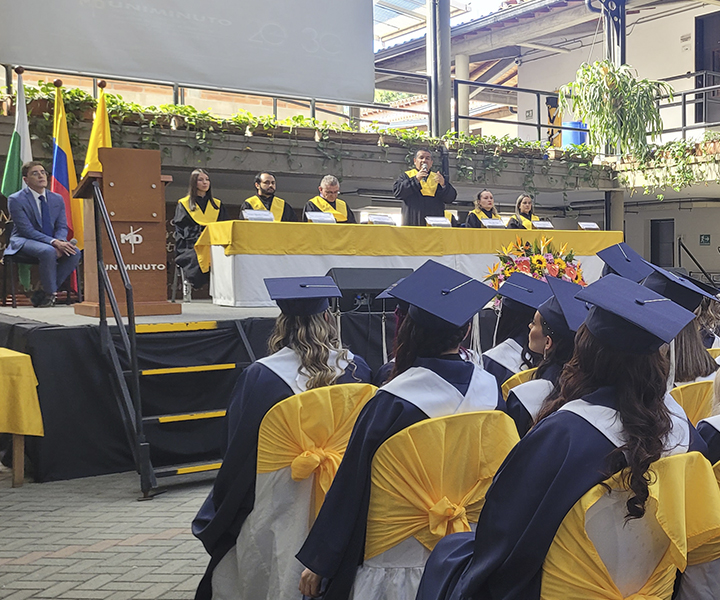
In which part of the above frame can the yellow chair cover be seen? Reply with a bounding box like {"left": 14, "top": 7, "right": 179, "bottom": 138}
{"left": 670, "top": 380, "right": 714, "bottom": 426}
{"left": 256, "top": 383, "right": 376, "bottom": 515}
{"left": 364, "top": 411, "right": 520, "bottom": 560}
{"left": 0, "top": 348, "right": 44, "bottom": 436}
{"left": 707, "top": 348, "right": 720, "bottom": 360}
{"left": 541, "top": 452, "right": 720, "bottom": 600}
{"left": 686, "top": 459, "right": 720, "bottom": 567}
{"left": 501, "top": 367, "right": 538, "bottom": 401}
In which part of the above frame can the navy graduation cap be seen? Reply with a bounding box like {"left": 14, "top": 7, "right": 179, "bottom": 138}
{"left": 642, "top": 263, "right": 717, "bottom": 312}
{"left": 264, "top": 276, "right": 341, "bottom": 316}
{"left": 684, "top": 274, "right": 720, "bottom": 299}
{"left": 388, "top": 260, "right": 496, "bottom": 330}
{"left": 538, "top": 277, "right": 589, "bottom": 340}
{"left": 597, "top": 242, "right": 653, "bottom": 283}
{"left": 497, "top": 272, "right": 552, "bottom": 310}
{"left": 576, "top": 274, "right": 696, "bottom": 354}
{"left": 376, "top": 278, "right": 406, "bottom": 300}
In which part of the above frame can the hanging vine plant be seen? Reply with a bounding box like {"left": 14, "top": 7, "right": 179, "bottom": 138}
{"left": 558, "top": 61, "right": 673, "bottom": 160}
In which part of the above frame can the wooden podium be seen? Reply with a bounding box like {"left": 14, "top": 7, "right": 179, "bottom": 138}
{"left": 73, "top": 148, "right": 182, "bottom": 317}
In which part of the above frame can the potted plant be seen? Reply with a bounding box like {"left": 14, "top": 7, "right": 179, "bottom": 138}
{"left": 558, "top": 60, "right": 673, "bottom": 160}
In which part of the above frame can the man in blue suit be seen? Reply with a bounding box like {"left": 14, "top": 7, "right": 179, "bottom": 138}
{"left": 5, "top": 161, "right": 81, "bottom": 306}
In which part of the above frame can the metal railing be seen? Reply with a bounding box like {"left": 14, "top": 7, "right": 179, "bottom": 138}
{"left": 90, "top": 180, "right": 155, "bottom": 497}
{"left": 657, "top": 70, "right": 720, "bottom": 139}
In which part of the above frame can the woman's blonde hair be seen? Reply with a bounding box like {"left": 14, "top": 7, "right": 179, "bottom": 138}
{"left": 267, "top": 311, "right": 354, "bottom": 389}
{"left": 674, "top": 320, "right": 718, "bottom": 383}
{"left": 474, "top": 189, "right": 499, "bottom": 217}
{"left": 514, "top": 193, "right": 533, "bottom": 216}
{"left": 712, "top": 370, "right": 720, "bottom": 416}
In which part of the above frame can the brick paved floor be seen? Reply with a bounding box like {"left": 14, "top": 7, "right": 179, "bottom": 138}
{"left": 0, "top": 466, "right": 215, "bottom": 600}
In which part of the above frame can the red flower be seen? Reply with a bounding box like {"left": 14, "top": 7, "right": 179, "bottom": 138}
{"left": 565, "top": 264, "right": 577, "bottom": 279}
{"left": 546, "top": 263, "right": 559, "bottom": 277}
{"left": 517, "top": 263, "right": 531, "bottom": 274}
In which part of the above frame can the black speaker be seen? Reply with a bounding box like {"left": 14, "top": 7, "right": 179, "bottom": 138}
{"left": 326, "top": 267, "right": 413, "bottom": 312}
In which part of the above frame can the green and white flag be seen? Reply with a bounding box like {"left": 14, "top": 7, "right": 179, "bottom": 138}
{"left": 1, "top": 72, "right": 33, "bottom": 198}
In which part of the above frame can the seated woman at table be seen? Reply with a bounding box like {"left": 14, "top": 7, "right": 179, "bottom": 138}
{"left": 483, "top": 273, "right": 551, "bottom": 388}
{"left": 191, "top": 276, "right": 372, "bottom": 600}
{"left": 296, "top": 260, "right": 502, "bottom": 600}
{"left": 506, "top": 277, "right": 589, "bottom": 438}
{"left": 464, "top": 189, "right": 503, "bottom": 228}
{"left": 173, "top": 169, "right": 229, "bottom": 290}
{"left": 416, "top": 274, "right": 706, "bottom": 600}
{"left": 506, "top": 193, "right": 539, "bottom": 230}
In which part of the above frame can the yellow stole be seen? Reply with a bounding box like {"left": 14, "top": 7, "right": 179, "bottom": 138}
{"left": 245, "top": 195, "right": 286, "bottom": 222}
{"left": 471, "top": 208, "right": 501, "bottom": 222}
{"left": 309, "top": 195, "right": 348, "bottom": 222}
{"left": 406, "top": 169, "right": 439, "bottom": 197}
{"left": 518, "top": 213, "right": 540, "bottom": 229}
{"left": 178, "top": 196, "right": 221, "bottom": 226}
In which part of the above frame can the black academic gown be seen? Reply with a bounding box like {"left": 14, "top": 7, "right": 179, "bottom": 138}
{"left": 240, "top": 195, "right": 298, "bottom": 222}
{"left": 173, "top": 195, "right": 228, "bottom": 289}
{"left": 296, "top": 356, "right": 503, "bottom": 600}
{"left": 192, "top": 352, "right": 371, "bottom": 600}
{"left": 465, "top": 210, "right": 501, "bottom": 229}
{"left": 415, "top": 387, "right": 708, "bottom": 600}
{"left": 392, "top": 173, "right": 457, "bottom": 227}
{"left": 303, "top": 199, "right": 357, "bottom": 224}
{"left": 505, "top": 363, "right": 561, "bottom": 438}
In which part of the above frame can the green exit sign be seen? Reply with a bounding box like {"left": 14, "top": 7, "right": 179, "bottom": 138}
{"left": 700, "top": 234, "right": 711, "bottom": 246}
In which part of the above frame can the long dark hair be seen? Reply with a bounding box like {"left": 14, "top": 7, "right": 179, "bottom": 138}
{"left": 390, "top": 316, "right": 469, "bottom": 380}
{"left": 536, "top": 324, "right": 671, "bottom": 519}
{"left": 495, "top": 302, "right": 538, "bottom": 369}
{"left": 534, "top": 317, "right": 575, "bottom": 381}
{"left": 187, "top": 168, "right": 217, "bottom": 211}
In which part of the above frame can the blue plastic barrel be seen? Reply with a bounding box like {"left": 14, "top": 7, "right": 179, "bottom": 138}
{"left": 562, "top": 121, "right": 588, "bottom": 146}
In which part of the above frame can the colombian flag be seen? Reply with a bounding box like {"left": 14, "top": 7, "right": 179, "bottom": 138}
{"left": 50, "top": 87, "right": 81, "bottom": 248}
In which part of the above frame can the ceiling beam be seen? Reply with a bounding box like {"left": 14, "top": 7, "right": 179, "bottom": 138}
{"left": 375, "top": 1, "right": 425, "bottom": 22}
{"left": 519, "top": 42, "right": 572, "bottom": 54}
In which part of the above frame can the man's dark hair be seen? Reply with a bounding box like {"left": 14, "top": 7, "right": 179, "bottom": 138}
{"left": 414, "top": 149, "right": 432, "bottom": 159}
{"left": 22, "top": 161, "right": 45, "bottom": 178}
{"left": 254, "top": 172, "right": 275, "bottom": 185}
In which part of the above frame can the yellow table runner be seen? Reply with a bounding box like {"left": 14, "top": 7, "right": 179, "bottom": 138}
{"left": 195, "top": 221, "right": 623, "bottom": 272}
{"left": 0, "top": 348, "right": 44, "bottom": 436}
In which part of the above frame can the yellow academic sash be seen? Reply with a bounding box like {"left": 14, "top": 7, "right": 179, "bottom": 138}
{"left": 518, "top": 213, "right": 539, "bottom": 229}
{"left": 245, "top": 195, "right": 286, "bottom": 222}
{"left": 309, "top": 195, "right": 348, "bottom": 222}
{"left": 178, "top": 196, "right": 221, "bottom": 226}
{"left": 471, "top": 208, "right": 502, "bottom": 223}
{"left": 406, "top": 168, "right": 439, "bottom": 197}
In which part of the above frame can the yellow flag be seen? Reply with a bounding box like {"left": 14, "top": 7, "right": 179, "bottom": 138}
{"left": 81, "top": 88, "right": 112, "bottom": 177}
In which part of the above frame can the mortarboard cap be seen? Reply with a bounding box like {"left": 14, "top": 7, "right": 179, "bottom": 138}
{"left": 497, "top": 272, "right": 552, "bottom": 310}
{"left": 376, "top": 278, "right": 406, "bottom": 300}
{"left": 642, "top": 263, "right": 717, "bottom": 312}
{"left": 264, "top": 276, "right": 341, "bottom": 316}
{"left": 597, "top": 242, "right": 654, "bottom": 283}
{"left": 388, "top": 260, "right": 496, "bottom": 330}
{"left": 538, "top": 277, "right": 589, "bottom": 340}
{"left": 576, "top": 274, "right": 696, "bottom": 354}
{"left": 685, "top": 275, "right": 720, "bottom": 299}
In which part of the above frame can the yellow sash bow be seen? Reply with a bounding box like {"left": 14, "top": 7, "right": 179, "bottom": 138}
{"left": 308, "top": 195, "right": 348, "bottom": 222}
{"left": 178, "top": 196, "right": 221, "bottom": 226}
{"left": 245, "top": 195, "right": 286, "bottom": 222}
{"left": 406, "top": 168, "right": 439, "bottom": 197}
{"left": 670, "top": 380, "right": 714, "bottom": 426}
{"left": 256, "top": 383, "right": 377, "bottom": 515}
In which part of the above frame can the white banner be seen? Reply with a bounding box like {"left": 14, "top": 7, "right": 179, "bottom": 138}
{"left": 0, "top": 0, "right": 375, "bottom": 104}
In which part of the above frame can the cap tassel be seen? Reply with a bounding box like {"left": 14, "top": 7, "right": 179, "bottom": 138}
{"left": 667, "top": 339, "right": 676, "bottom": 392}
{"left": 381, "top": 311, "right": 389, "bottom": 365}
{"left": 492, "top": 301, "right": 503, "bottom": 347}
{"left": 470, "top": 312, "right": 482, "bottom": 366}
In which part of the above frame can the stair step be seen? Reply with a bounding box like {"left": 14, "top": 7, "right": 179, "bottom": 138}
{"left": 143, "top": 410, "right": 227, "bottom": 424}
{"left": 140, "top": 363, "right": 236, "bottom": 376}
{"left": 155, "top": 460, "right": 223, "bottom": 478}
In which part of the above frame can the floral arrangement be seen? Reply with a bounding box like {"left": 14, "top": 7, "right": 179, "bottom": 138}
{"left": 485, "top": 235, "right": 587, "bottom": 290}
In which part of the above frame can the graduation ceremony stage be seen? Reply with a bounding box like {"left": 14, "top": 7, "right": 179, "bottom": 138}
{"left": 0, "top": 302, "right": 394, "bottom": 484}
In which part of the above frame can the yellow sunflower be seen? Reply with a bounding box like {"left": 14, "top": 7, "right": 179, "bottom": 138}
{"left": 503, "top": 266, "right": 516, "bottom": 278}
{"left": 555, "top": 258, "right": 567, "bottom": 271}
{"left": 531, "top": 255, "right": 547, "bottom": 269}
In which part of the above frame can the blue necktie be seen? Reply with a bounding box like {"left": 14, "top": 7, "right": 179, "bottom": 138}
{"left": 40, "top": 195, "right": 53, "bottom": 237}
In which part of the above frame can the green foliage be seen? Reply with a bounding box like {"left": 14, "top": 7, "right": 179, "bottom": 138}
{"left": 374, "top": 90, "right": 415, "bottom": 104}
{"left": 559, "top": 61, "right": 673, "bottom": 159}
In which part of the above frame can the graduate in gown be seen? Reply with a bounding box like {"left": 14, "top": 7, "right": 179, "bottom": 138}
{"left": 685, "top": 276, "right": 720, "bottom": 349}
{"left": 464, "top": 189, "right": 503, "bottom": 228}
{"left": 393, "top": 149, "right": 457, "bottom": 227}
{"left": 596, "top": 241, "right": 654, "bottom": 283}
{"left": 192, "top": 276, "right": 371, "bottom": 600}
{"left": 296, "top": 260, "right": 502, "bottom": 600}
{"left": 240, "top": 172, "right": 297, "bottom": 222}
{"left": 505, "top": 194, "right": 539, "bottom": 230}
{"left": 642, "top": 263, "right": 720, "bottom": 387}
{"left": 506, "top": 277, "right": 589, "bottom": 438}
{"left": 173, "top": 169, "right": 229, "bottom": 289}
{"left": 482, "top": 273, "right": 551, "bottom": 387}
{"left": 416, "top": 274, "right": 707, "bottom": 600}
{"left": 303, "top": 175, "right": 357, "bottom": 224}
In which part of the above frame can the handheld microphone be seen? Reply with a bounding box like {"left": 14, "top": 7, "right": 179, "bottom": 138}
{"left": 70, "top": 238, "right": 78, "bottom": 246}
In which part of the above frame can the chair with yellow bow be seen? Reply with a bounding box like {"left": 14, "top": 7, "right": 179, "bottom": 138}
{"left": 501, "top": 367, "right": 538, "bottom": 401}
{"left": 707, "top": 348, "right": 720, "bottom": 360}
{"left": 212, "top": 383, "right": 376, "bottom": 600}
{"left": 670, "top": 380, "right": 715, "bottom": 426}
{"left": 541, "top": 452, "right": 720, "bottom": 600}
{"left": 351, "top": 411, "right": 520, "bottom": 600}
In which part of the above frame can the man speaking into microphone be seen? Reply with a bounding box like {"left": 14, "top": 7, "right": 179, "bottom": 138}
{"left": 392, "top": 148, "right": 457, "bottom": 226}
